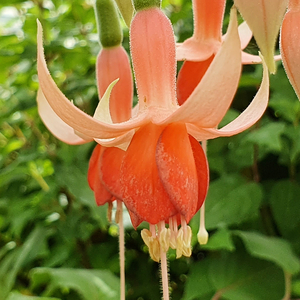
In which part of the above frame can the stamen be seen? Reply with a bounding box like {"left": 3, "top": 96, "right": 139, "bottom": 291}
{"left": 107, "top": 201, "right": 113, "bottom": 223}
{"left": 115, "top": 201, "right": 121, "bottom": 224}
{"left": 176, "top": 228, "right": 183, "bottom": 259}
{"left": 197, "top": 202, "right": 209, "bottom": 245}
{"left": 158, "top": 221, "right": 170, "bottom": 252}
{"left": 169, "top": 217, "right": 177, "bottom": 249}
{"left": 141, "top": 226, "right": 161, "bottom": 262}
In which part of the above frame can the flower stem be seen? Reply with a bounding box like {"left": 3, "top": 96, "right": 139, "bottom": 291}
{"left": 117, "top": 200, "right": 125, "bottom": 300}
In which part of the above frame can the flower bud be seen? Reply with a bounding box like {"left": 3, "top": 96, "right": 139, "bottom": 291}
{"left": 95, "top": 0, "right": 122, "bottom": 48}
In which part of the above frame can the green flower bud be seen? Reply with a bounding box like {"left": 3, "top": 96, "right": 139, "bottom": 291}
{"left": 95, "top": 0, "right": 122, "bottom": 48}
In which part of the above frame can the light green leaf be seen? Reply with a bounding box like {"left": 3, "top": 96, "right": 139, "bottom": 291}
{"left": 7, "top": 291, "right": 59, "bottom": 300}
{"left": 234, "top": 231, "right": 300, "bottom": 274}
{"left": 30, "top": 268, "right": 120, "bottom": 300}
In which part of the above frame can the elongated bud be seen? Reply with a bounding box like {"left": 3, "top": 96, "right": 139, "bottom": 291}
{"left": 115, "top": 0, "right": 134, "bottom": 27}
{"left": 133, "top": 0, "right": 160, "bottom": 11}
{"left": 95, "top": 0, "right": 122, "bottom": 47}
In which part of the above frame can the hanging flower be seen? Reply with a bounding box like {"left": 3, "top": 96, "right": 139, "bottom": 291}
{"left": 280, "top": 0, "right": 300, "bottom": 100}
{"left": 37, "top": 2, "right": 269, "bottom": 260}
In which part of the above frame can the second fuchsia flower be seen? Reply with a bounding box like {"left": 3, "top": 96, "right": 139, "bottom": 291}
{"left": 37, "top": 0, "right": 269, "bottom": 259}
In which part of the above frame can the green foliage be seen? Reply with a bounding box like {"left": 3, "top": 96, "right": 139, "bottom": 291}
{"left": 1, "top": 1, "right": 300, "bottom": 300}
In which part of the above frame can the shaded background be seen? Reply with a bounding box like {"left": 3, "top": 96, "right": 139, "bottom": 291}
{"left": 1, "top": 0, "right": 300, "bottom": 299}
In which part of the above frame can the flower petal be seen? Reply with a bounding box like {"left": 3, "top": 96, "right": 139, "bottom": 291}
{"left": 37, "top": 89, "right": 91, "bottom": 145}
{"left": 164, "top": 7, "right": 241, "bottom": 128}
{"left": 100, "top": 147, "right": 125, "bottom": 199}
{"left": 188, "top": 136, "right": 209, "bottom": 212}
{"left": 237, "top": 21, "right": 253, "bottom": 50}
{"left": 88, "top": 145, "right": 113, "bottom": 206}
{"left": 234, "top": 0, "right": 288, "bottom": 73}
{"left": 156, "top": 123, "right": 198, "bottom": 223}
{"left": 37, "top": 20, "right": 148, "bottom": 139}
{"left": 176, "top": 56, "right": 214, "bottom": 105}
{"left": 130, "top": 8, "right": 176, "bottom": 109}
{"left": 196, "top": 55, "right": 269, "bottom": 139}
{"left": 280, "top": 1, "right": 300, "bottom": 100}
{"left": 121, "top": 123, "right": 177, "bottom": 225}
{"left": 96, "top": 46, "right": 133, "bottom": 123}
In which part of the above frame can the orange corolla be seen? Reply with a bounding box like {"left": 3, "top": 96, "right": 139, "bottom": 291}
{"left": 233, "top": 0, "right": 288, "bottom": 73}
{"left": 37, "top": 5, "right": 269, "bottom": 258}
{"left": 280, "top": 0, "right": 300, "bottom": 100}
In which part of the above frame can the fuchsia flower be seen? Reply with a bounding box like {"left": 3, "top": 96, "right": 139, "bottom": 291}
{"left": 176, "top": 0, "right": 259, "bottom": 64}
{"left": 175, "top": 0, "right": 265, "bottom": 104}
{"left": 37, "top": 3, "right": 269, "bottom": 259}
{"left": 280, "top": 0, "right": 300, "bottom": 100}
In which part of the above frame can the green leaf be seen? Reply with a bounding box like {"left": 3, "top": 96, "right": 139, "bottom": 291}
{"left": 269, "top": 180, "right": 300, "bottom": 237}
{"left": 30, "top": 268, "right": 120, "bottom": 300}
{"left": 205, "top": 176, "right": 263, "bottom": 230}
{"left": 244, "top": 122, "right": 286, "bottom": 153}
{"left": 234, "top": 231, "right": 300, "bottom": 274}
{"left": 0, "top": 227, "right": 48, "bottom": 300}
{"left": 7, "top": 291, "right": 59, "bottom": 300}
{"left": 183, "top": 250, "right": 285, "bottom": 300}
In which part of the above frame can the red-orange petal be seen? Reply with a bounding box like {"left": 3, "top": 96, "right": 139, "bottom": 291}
{"left": 156, "top": 123, "right": 198, "bottom": 223}
{"left": 188, "top": 136, "right": 209, "bottom": 212}
{"left": 177, "top": 56, "right": 214, "bottom": 105}
{"left": 100, "top": 147, "right": 126, "bottom": 199}
{"left": 88, "top": 145, "right": 113, "bottom": 206}
{"left": 121, "top": 123, "right": 177, "bottom": 225}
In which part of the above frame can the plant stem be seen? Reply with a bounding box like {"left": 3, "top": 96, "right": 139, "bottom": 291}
{"left": 117, "top": 200, "right": 125, "bottom": 300}
{"left": 282, "top": 271, "right": 291, "bottom": 300}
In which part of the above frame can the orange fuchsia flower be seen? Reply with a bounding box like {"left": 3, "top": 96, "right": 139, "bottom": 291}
{"left": 280, "top": 0, "right": 300, "bottom": 100}
{"left": 37, "top": 5, "right": 269, "bottom": 260}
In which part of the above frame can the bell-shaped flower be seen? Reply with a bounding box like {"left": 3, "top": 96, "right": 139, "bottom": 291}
{"left": 280, "top": 0, "right": 300, "bottom": 100}
{"left": 37, "top": 3, "right": 269, "bottom": 259}
{"left": 175, "top": 0, "right": 267, "bottom": 104}
{"left": 233, "top": 0, "right": 289, "bottom": 73}
{"left": 176, "top": 0, "right": 263, "bottom": 64}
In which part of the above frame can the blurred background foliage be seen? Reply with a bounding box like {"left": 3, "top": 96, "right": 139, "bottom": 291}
{"left": 0, "top": 0, "right": 300, "bottom": 299}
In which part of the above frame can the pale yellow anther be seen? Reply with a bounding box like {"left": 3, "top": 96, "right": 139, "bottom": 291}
{"left": 182, "top": 225, "right": 192, "bottom": 257}
{"left": 176, "top": 228, "right": 184, "bottom": 259}
{"left": 150, "top": 237, "right": 161, "bottom": 262}
{"left": 159, "top": 227, "right": 171, "bottom": 252}
{"left": 169, "top": 232, "right": 177, "bottom": 249}
{"left": 141, "top": 229, "right": 152, "bottom": 248}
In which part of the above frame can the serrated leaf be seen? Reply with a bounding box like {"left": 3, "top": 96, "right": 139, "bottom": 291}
{"left": 234, "top": 231, "right": 300, "bottom": 274}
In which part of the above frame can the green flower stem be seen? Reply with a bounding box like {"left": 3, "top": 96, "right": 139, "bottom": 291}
{"left": 133, "top": 0, "right": 160, "bottom": 10}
